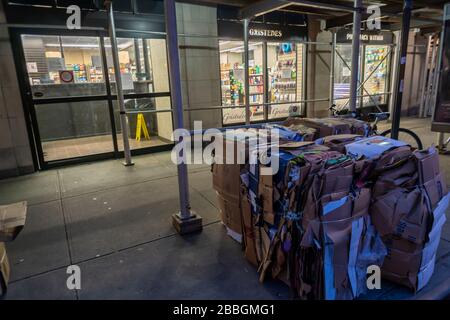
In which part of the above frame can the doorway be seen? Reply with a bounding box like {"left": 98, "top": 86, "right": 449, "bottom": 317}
{"left": 12, "top": 29, "right": 174, "bottom": 169}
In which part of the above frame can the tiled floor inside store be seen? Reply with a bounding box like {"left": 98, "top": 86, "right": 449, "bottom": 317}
{"left": 42, "top": 134, "right": 168, "bottom": 162}
{"left": 0, "top": 117, "right": 449, "bottom": 300}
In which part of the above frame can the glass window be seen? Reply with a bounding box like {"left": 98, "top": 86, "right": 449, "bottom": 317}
{"left": 334, "top": 44, "right": 355, "bottom": 110}
{"left": 219, "top": 40, "right": 264, "bottom": 124}
{"left": 362, "top": 45, "right": 390, "bottom": 107}
{"left": 21, "top": 35, "right": 106, "bottom": 99}
{"left": 267, "top": 42, "right": 303, "bottom": 119}
{"left": 113, "top": 97, "right": 173, "bottom": 151}
{"left": 104, "top": 38, "right": 170, "bottom": 95}
{"left": 34, "top": 100, "right": 114, "bottom": 162}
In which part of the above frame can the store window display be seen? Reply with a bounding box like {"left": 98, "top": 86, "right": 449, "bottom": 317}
{"left": 219, "top": 41, "right": 303, "bottom": 124}
{"left": 267, "top": 42, "right": 303, "bottom": 119}
{"left": 333, "top": 44, "right": 390, "bottom": 110}
{"left": 219, "top": 40, "right": 264, "bottom": 124}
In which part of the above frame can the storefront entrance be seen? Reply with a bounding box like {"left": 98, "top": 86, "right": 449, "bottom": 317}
{"left": 219, "top": 40, "right": 305, "bottom": 125}
{"left": 217, "top": 6, "right": 308, "bottom": 125}
{"left": 12, "top": 29, "right": 174, "bottom": 168}
{"left": 333, "top": 30, "right": 394, "bottom": 112}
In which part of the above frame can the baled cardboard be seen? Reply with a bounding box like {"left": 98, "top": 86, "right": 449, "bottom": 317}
{"left": 0, "top": 242, "right": 10, "bottom": 296}
{"left": 216, "top": 192, "right": 242, "bottom": 237}
{"left": 0, "top": 201, "right": 27, "bottom": 242}
{"left": 212, "top": 164, "right": 242, "bottom": 200}
{"left": 240, "top": 187, "right": 259, "bottom": 266}
{"left": 382, "top": 246, "right": 422, "bottom": 282}
{"left": 414, "top": 147, "right": 440, "bottom": 184}
{"left": 371, "top": 188, "right": 428, "bottom": 244}
{"left": 345, "top": 136, "right": 408, "bottom": 160}
{"left": 258, "top": 166, "right": 275, "bottom": 225}
{"left": 383, "top": 236, "right": 422, "bottom": 253}
{"left": 422, "top": 173, "right": 448, "bottom": 210}
{"left": 321, "top": 134, "right": 363, "bottom": 153}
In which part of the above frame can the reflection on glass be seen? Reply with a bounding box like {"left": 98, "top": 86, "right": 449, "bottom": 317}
{"left": 21, "top": 35, "right": 106, "bottom": 99}
{"left": 114, "top": 97, "right": 173, "bottom": 151}
{"left": 362, "top": 46, "right": 389, "bottom": 107}
{"left": 104, "top": 38, "right": 170, "bottom": 95}
{"left": 34, "top": 101, "right": 114, "bottom": 162}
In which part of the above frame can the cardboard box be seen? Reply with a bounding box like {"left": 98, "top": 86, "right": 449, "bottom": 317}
{"left": 414, "top": 147, "right": 440, "bottom": 184}
{"left": 371, "top": 188, "right": 428, "bottom": 244}
{"left": 258, "top": 166, "right": 275, "bottom": 225}
{"left": 382, "top": 246, "right": 422, "bottom": 283}
{"left": 383, "top": 236, "right": 422, "bottom": 253}
{"left": 216, "top": 192, "right": 242, "bottom": 239}
{"left": 214, "top": 129, "right": 261, "bottom": 165}
{"left": 212, "top": 164, "right": 242, "bottom": 201}
{"left": 240, "top": 187, "right": 259, "bottom": 266}
{"left": 422, "top": 173, "right": 448, "bottom": 210}
{"left": 283, "top": 118, "right": 351, "bottom": 138}
{"left": 0, "top": 201, "right": 27, "bottom": 242}
{"left": 0, "top": 242, "right": 10, "bottom": 296}
{"left": 322, "top": 134, "right": 363, "bottom": 153}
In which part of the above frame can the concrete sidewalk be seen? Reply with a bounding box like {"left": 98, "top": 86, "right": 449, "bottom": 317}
{"left": 0, "top": 117, "right": 449, "bottom": 300}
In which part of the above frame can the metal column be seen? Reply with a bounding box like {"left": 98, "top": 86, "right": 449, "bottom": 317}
{"left": 134, "top": 38, "right": 143, "bottom": 79}
{"left": 349, "top": 0, "right": 362, "bottom": 113}
{"left": 164, "top": 0, "right": 194, "bottom": 221}
{"left": 389, "top": 31, "right": 400, "bottom": 118}
{"left": 244, "top": 18, "right": 250, "bottom": 125}
{"left": 142, "top": 39, "right": 151, "bottom": 81}
{"left": 106, "top": 1, "right": 133, "bottom": 166}
{"left": 329, "top": 32, "right": 336, "bottom": 114}
{"left": 263, "top": 41, "right": 269, "bottom": 121}
{"left": 391, "top": 0, "right": 413, "bottom": 139}
{"left": 418, "top": 35, "right": 432, "bottom": 118}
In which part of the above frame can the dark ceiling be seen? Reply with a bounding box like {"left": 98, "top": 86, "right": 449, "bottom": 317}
{"left": 4, "top": 0, "right": 447, "bottom": 30}
{"left": 181, "top": 0, "right": 446, "bottom": 30}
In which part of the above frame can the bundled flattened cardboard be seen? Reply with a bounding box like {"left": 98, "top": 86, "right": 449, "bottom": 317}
{"left": 0, "top": 201, "right": 27, "bottom": 242}
{"left": 237, "top": 139, "right": 386, "bottom": 300}
{"left": 350, "top": 143, "right": 450, "bottom": 291}
{"left": 212, "top": 117, "right": 446, "bottom": 299}
{"left": 0, "top": 242, "right": 10, "bottom": 296}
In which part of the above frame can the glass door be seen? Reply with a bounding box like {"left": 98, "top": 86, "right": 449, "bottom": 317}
{"left": 334, "top": 44, "right": 363, "bottom": 110}
{"left": 19, "top": 32, "right": 174, "bottom": 167}
{"left": 267, "top": 42, "right": 303, "bottom": 119}
{"left": 104, "top": 37, "right": 173, "bottom": 152}
{"left": 219, "top": 40, "right": 264, "bottom": 124}
{"left": 21, "top": 34, "right": 115, "bottom": 163}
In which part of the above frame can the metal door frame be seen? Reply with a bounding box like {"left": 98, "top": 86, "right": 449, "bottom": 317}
{"left": 10, "top": 27, "right": 174, "bottom": 170}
